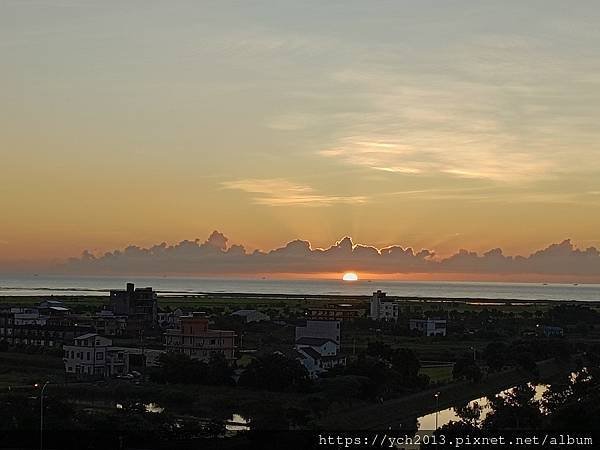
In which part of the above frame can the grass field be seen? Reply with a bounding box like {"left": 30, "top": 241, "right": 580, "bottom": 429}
{"left": 0, "top": 352, "right": 64, "bottom": 388}
{"left": 420, "top": 365, "right": 454, "bottom": 383}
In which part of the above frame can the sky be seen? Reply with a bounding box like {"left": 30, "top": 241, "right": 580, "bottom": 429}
{"left": 2, "top": 1, "right": 600, "bottom": 280}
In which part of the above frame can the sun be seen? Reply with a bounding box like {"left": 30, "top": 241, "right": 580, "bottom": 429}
{"left": 342, "top": 272, "right": 359, "bottom": 281}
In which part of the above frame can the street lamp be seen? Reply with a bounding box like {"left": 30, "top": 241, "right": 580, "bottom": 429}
{"left": 470, "top": 346, "right": 476, "bottom": 362}
{"left": 35, "top": 382, "right": 50, "bottom": 450}
{"left": 434, "top": 392, "right": 440, "bottom": 430}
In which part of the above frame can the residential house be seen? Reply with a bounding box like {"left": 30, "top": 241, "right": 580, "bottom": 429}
{"left": 295, "top": 337, "right": 346, "bottom": 379}
{"left": 0, "top": 306, "right": 92, "bottom": 348}
{"left": 231, "top": 309, "right": 270, "bottom": 323}
{"left": 542, "top": 325, "right": 564, "bottom": 337}
{"left": 164, "top": 312, "right": 237, "bottom": 361}
{"left": 63, "top": 333, "right": 129, "bottom": 378}
{"left": 370, "top": 290, "right": 399, "bottom": 321}
{"left": 91, "top": 310, "right": 128, "bottom": 336}
{"left": 295, "top": 320, "right": 341, "bottom": 349}
{"left": 409, "top": 318, "right": 447, "bottom": 337}
{"left": 307, "top": 303, "right": 365, "bottom": 321}
{"left": 157, "top": 308, "right": 185, "bottom": 330}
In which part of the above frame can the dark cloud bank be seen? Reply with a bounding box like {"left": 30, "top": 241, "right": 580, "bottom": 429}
{"left": 61, "top": 231, "right": 600, "bottom": 281}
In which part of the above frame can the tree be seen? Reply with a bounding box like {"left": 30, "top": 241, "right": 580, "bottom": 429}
{"left": 151, "top": 352, "right": 208, "bottom": 384}
{"left": 484, "top": 342, "right": 508, "bottom": 372}
{"left": 454, "top": 401, "right": 483, "bottom": 428}
{"left": 238, "top": 353, "right": 311, "bottom": 392}
{"left": 482, "top": 384, "right": 543, "bottom": 430}
{"left": 453, "top": 355, "right": 482, "bottom": 382}
{"left": 206, "top": 352, "right": 235, "bottom": 385}
{"left": 391, "top": 348, "right": 421, "bottom": 380}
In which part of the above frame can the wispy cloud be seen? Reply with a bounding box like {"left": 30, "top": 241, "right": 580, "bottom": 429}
{"left": 317, "top": 76, "right": 559, "bottom": 182}
{"left": 221, "top": 178, "right": 367, "bottom": 207}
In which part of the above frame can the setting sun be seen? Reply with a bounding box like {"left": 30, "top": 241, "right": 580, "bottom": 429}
{"left": 342, "top": 272, "right": 359, "bottom": 281}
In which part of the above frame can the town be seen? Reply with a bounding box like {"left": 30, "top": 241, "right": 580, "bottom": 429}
{"left": 1, "top": 285, "right": 452, "bottom": 381}
{"left": 2, "top": 282, "right": 599, "bottom": 448}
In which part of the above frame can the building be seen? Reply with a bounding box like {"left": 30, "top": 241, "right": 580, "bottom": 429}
{"left": 369, "top": 290, "right": 400, "bottom": 321}
{"left": 63, "top": 333, "right": 129, "bottom": 378}
{"left": 109, "top": 283, "right": 158, "bottom": 335}
{"left": 409, "top": 318, "right": 447, "bottom": 337}
{"left": 90, "top": 310, "right": 128, "bottom": 336}
{"left": 38, "top": 300, "right": 71, "bottom": 316}
{"left": 307, "top": 303, "right": 365, "bottom": 321}
{"left": 294, "top": 319, "right": 345, "bottom": 378}
{"left": 157, "top": 308, "right": 185, "bottom": 329}
{"left": 110, "top": 346, "right": 166, "bottom": 367}
{"left": 295, "top": 320, "right": 340, "bottom": 348}
{"left": 164, "top": 312, "right": 237, "bottom": 361}
{"left": 0, "top": 306, "right": 92, "bottom": 348}
{"left": 542, "top": 325, "right": 564, "bottom": 337}
{"left": 295, "top": 337, "right": 338, "bottom": 356}
{"left": 295, "top": 337, "right": 346, "bottom": 379}
{"left": 231, "top": 309, "right": 270, "bottom": 323}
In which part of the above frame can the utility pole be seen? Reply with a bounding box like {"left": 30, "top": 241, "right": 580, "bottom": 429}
{"left": 434, "top": 392, "right": 440, "bottom": 430}
{"left": 36, "top": 381, "right": 50, "bottom": 450}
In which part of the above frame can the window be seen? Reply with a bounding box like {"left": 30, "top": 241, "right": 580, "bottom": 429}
{"left": 86, "top": 352, "right": 90, "bottom": 361}
{"left": 97, "top": 352, "right": 104, "bottom": 360}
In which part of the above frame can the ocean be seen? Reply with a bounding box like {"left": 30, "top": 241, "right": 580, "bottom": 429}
{"left": 1, "top": 274, "right": 599, "bottom": 301}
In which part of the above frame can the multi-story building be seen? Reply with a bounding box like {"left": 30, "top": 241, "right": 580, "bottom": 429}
{"left": 164, "top": 312, "right": 236, "bottom": 361}
{"left": 109, "top": 283, "right": 158, "bottom": 335}
{"left": 89, "top": 310, "right": 128, "bottom": 336}
{"left": 369, "top": 290, "right": 399, "bottom": 321}
{"left": 295, "top": 320, "right": 341, "bottom": 349}
{"left": 0, "top": 305, "right": 92, "bottom": 348}
{"left": 409, "top": 318, "right": 447, "bottom": 336}
{"left": 38, "top": 300, "right": 71, "bottom": 316}
{"left": 63, "top": 333, "right": 129, "bottom": 378}
{"left": 294, "top": 319, "right": 346, "bottom": 378}
{"left": 307, "top": 303, "right": 365, "bottom": 321}
{"left": 295, "top": 337, "right": 346, "bottom": 379}
{"left": 157, "top": 308, "right": 185, "bottom": 329}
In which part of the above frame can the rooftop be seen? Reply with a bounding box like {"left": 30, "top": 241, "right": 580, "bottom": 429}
{"left": 295, "top": 337, "right": 336, "bottom": 347}
{"left": 74, "top": 333, "right": 100, "bottom": 340}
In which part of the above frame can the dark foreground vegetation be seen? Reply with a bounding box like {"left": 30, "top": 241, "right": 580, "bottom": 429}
{"left": 1, "top": 297, "right": 600, "bottom": 448}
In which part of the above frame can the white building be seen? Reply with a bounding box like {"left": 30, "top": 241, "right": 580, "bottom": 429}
{"left": 370, "top": 290, "right": 399, "bottom": 321}
{"left": 63, "top": 333, "right": 129, "bottom": 378}
{"left": 110, "top": 346, "right": 165, "bottom": 367}
{"left": 295, "top": 320, "right": 340, "bottom": 348}
{"left": 409, "top": 318, "right": 447, "bottom": 336}
{"left": 295, "top": 337, "right": 346, "bottom": 378}
{"left": 295, "top": 337, "right": 338, "bottom": 356}
{"left": 231, "top": 309, "right": 270, "bottom": 323}
{"left": 11, "top": 307, "right": 46, "bottom": 326}
{"left": 157, "top": 308, "right": 185, "bottom": 330}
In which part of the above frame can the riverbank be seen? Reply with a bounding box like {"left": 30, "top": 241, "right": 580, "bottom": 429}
{"left": 319, "top": 358, "right": 570, "bottom": 430}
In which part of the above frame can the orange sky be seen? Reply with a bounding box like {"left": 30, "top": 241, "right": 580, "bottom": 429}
{"left": 2, "top": 2, "right": 600, "bottom": 276}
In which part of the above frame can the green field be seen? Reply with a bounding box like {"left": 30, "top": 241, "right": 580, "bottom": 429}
{"left": 0, "top": 352, "right": 64, "bottom": 388}
{"left": 420, "top": 365, "right": 454, "bottom": 383}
